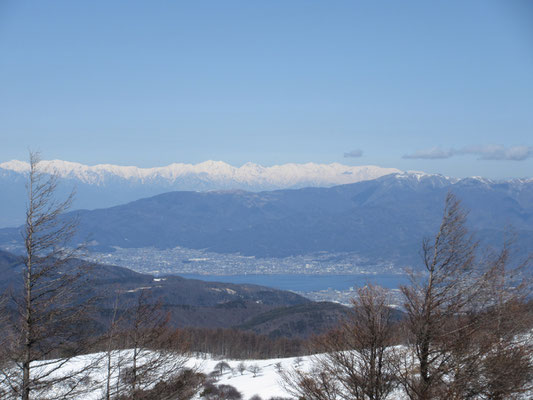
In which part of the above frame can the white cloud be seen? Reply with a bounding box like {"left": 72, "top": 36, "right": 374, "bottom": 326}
{"left": 461, "top": 145, "right": 533, "bottom": 161}
{"left": 403, "top": 145, "right": 533, "bottom": 161}
{"left": 343, "top": 149, "right": 364, "bottom": 158}
{"left": 402, "top": 147, "right": 455, "bottom": 159}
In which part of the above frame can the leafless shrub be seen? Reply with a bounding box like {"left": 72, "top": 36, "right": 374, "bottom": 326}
{"left": 214, "top": 360, "right": 232, "bottom": 375}
{"left": 237, "top": 362, "right": 247, "bottom": 375}
{"left": 281, "top": 365, "right": 340, "bottom": 400}
{"left": 274, "top": 362, "right": 282, "bottom": 373}
{"left": 115, "top": 368, "right": 204, "bottom": 400}
{"left": 201, "top": 382, "right": 243, "bottom": 400}
{"left": 248, "top": 364, "right": 262, "bottom": 378}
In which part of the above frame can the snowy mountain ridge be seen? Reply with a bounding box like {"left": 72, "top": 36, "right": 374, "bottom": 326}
{"left": 0, "top": 159, "right": 401, "bottom": 188}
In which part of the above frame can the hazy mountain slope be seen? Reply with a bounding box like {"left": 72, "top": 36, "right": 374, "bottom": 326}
{"left": 0, "top": 160, "right": 399, "bottom": 227}
{"left": 2, "top": 173, "right": 533, "bottom": 267}
{"left": 67, "top": 173, "right": 533, "bottom": 263}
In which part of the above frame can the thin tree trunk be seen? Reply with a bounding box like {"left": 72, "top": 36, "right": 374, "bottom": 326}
{"left": 22, "top": 167, "right": 35, "bottom": 400}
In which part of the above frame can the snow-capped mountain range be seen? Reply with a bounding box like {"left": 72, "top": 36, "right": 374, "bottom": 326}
{"left": 0, "top": 159, "right": 400, "bottom": 188}
{"left": 0, "top": 159, "right": 400, "bottom": 227}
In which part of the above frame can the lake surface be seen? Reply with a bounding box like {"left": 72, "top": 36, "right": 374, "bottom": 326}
{"left": 179, "top": 273, "right": 409, "bottom": 292}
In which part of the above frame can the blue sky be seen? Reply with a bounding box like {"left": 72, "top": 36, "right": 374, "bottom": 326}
{"left": 1, "top": 1, "right": 532, "bottom": 178}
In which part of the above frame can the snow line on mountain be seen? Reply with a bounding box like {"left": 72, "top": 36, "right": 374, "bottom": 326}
{"left": 0, "top": 159, "right": 401, "bottom": 186}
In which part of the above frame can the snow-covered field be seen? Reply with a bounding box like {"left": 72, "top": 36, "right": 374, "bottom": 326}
{"left": 1, "top": 350, "right": 309, "bottom": 399}
{"left": 4, "top": 347, "right": 531, "bottom": 399}
{"left": 189, "top": 355, "right": 302, "bottom": 399}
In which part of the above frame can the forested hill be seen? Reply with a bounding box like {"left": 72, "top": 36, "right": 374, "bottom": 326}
{"left": 0, "top": 248, "right": 308, "bottom": 309}
{"left": 0, "top": 250, "right": 349, "bottom": 338}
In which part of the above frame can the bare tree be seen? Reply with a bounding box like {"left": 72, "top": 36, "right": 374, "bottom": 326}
{"left": 397, "top": 193, "right": 482, "bottom": 400}
{"left": 397, "top": 193, "right": 533, "bottom": 400}
{"left": 117, "top": 289, "right": 189, "bottom": 399}
{"left": 0, "top": 152, "right": 98, "bottom": 399}
{"left": 281, "top": 285, "right": 397, "bottom": 400}
{"left": 237, "top": 362, "right": 247, "bottom": 375}
{"left": 213, "top": 361, "right": 231, "bottom": 376}
{"left": 468, "top": 243, "right": 533, "bottom": 400}
{"left": 248, "top": 364, "right": 262, "bottom": 378}
{"left": 283, "top": 193, "right": 533, "bottom": 400}
{"left": 101, "top": 294, "right": 126, "bottom": 400}
{"left": 0, "top": 294, "right": 12, "bottom": 397}
{"left": 281, "top": 365, "right": 340, "bottom": 400}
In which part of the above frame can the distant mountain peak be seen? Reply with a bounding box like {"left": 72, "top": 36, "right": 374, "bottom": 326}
{"left": 369, "top": 171, "right": 459, "bottom": 191}
{"left": 0, "top": 160, "right": 30, "bottom": 173}
{"left": 0, "top": 159, "right": 401, "bottom": 188}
